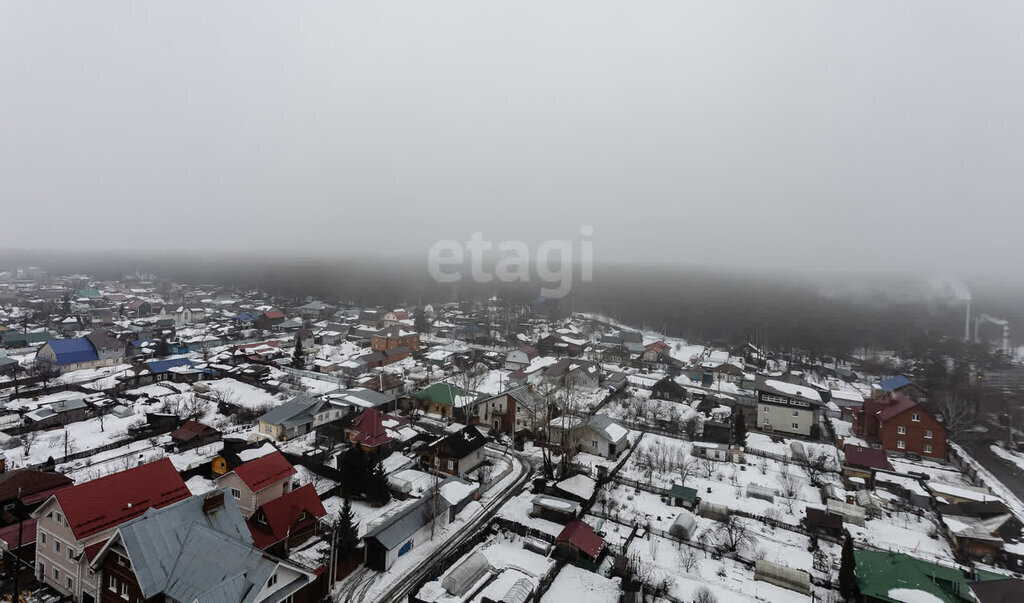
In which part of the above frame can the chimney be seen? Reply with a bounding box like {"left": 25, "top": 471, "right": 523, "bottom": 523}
{"left": 203, "top": 492, "right": 225, "bottom": 514}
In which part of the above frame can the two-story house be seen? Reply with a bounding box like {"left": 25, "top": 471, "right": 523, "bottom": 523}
{"left": 755, "top": 375, "right": 823, "bottom": 438}
{"left": 215, "top": 451, "right": 297, "bottom": 518}
{"left": 246, "top": 483, "right": 327, "bottom": 555}
{"left": 852, "top": 393, "right": 948, "bottom": 460}
{"left": 370, "top": 325, "right": 420, "bottom": 352}
{"left": 90, "top": 489, "right": 314, "bottom": 603}
{"left": 474, "top": 385, "right": 549, "bottom": 437}
{"left": 418, "top": 425, "right": 488, "bottom": 476}
{"left": 31, "top": 458, "right": 191, "bottom": 602}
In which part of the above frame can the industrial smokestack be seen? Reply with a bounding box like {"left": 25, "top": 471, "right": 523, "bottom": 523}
{"left": 965, "top": 298, "right": 971, "bottom": 342}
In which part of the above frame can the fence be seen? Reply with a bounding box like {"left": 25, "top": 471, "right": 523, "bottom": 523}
{"left": 478, "top": 450, "right": 516, "bottom": 496}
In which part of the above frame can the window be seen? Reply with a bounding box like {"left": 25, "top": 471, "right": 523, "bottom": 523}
{"left": 54, "top": 539, "right": 61, "bottom": 554}
{"left": 924, "top": 429, "right": 933, "bottom": 439}
{"left": 121, "top": 582, "right": 129, "bottom": 599}
{"left": 39, "top": 532, "right": 46, "bottom": 545}
{"left": 763, "top": 418, "right": 770, "bottom": 425}
{"left": 762, "top": 405, "right": 770, "bottom": 413}
{"left": 897, "top": 426, "right": 906, "bottom": 435}
{"left": 231, "top": 488, "right": 241, "bottom": 500}
{"left": 447, "top": 460, "right": 454, "bottom": 471}
{"left": 66, "top": 546, "right": 74, "bottom": 561}
{"left": 38, "top": 562, "right": 44, "bottom": 581}
{"left": 53, "top": 567, "right": 60, "bottom": 580}
{"left": 66, "top": 577, "right": 72, "bottom": 590}
{"left": 791, "top": 423, "right": 799, "bottom": 430}
{"left": 268, "top": 573, "right": 278, "bottom": 588}
{"left": 264, "top": 425, "right": 272, "bottom": 434}
{"left": 792, "top": 410, "right": 799, "bottom": 417}
{"left": 592, "top": 440, "right": 598, "bottom": 448}
{"left": 109, "top": 576, "right": 117, "bottom": 591}
{"left": 897, "top": 440, "right": 906, "bottom": 450}
{"left": 4, "top": 503, "right": 14, "bottom": 511}
{"left": 924, "top": 444, "right": 933, "bottom": 454}
{"left": 912, "top": 413, "right": 920, "bottom": 422}
{"left": 56, "top": 512, "right": 62, "bottom": 525}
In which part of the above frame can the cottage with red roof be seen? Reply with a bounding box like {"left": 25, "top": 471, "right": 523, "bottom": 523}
{"left": 31, "top": 458, "right": 190, "bottom": 601}
{"left": 215, "top": 451, "right": 297, "bottom": 518}
{"left": 555, "top": 519, "right": 604, "bottom": 562}
{"left": 842, "top": 443, "right": 895, "bottom": 488}
{"left": 348, "top": 408, "right": 408, "bottom": 451}
{"left": 852, "top": 393, "right": 947, "bottom": 460}
{"left": 246, "top": 483, "right": 327, "bottom": 555}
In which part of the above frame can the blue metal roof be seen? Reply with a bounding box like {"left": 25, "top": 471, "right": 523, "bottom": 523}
{"left": 146, "top": 357, "right": 193, "bottom": 374}
{"left": 878, "top": 375, "right": 912, "bottom": 392}
{"left": 46, "top": 338, "right": 98, "bottom": 364}
{"left": 234, "top": 312, "right": 257, "bottom": 323}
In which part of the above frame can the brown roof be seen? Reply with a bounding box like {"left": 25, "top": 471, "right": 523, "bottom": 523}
{"left": 0, "top": 469, "right": 73, "bottom": 503}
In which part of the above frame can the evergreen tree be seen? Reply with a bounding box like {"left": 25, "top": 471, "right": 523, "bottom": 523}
{"left": 733, "top": 410, "right": 748, "bottom": 447}
{"left": 337, "top": 496, "right": 359, "bottom": 556}
{"left": 156, "top": 338, "right": 170, "bottom": 358}
{"left": 61, "top": 294, "right": 71, "bottom": 316}
{"left": 292, "top": 336, "right": 305, "bottom": 370}
{"left": 337, "top": 446, "right": 369, "bottom": 497}
{"left": 366, "top": 459, "right": 391, "bottom": 505}
{"left": 414, "top": 307, "right": 430, "bottom": 334}
{"left": 839, "top": 531, "right": 858, "bottom": 601}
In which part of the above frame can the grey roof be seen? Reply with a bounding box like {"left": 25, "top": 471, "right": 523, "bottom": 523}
{"left": 258, "top": 395, "right": 323, "bottom": 428}
{"left": 50, "top": 398, "right": 87, "bottom": 413}
{"left": 364, "top": 491, "right": 451, "bottom": 550}
{"left": 587, "top": 414, "right": 627, "bottom": 444}
{"left": 105, "top": 489, "right": 308, "bottom": 603}
{"left": 485, "top": 385, "right": 546, "bottom": 413}
{"left": 327, "top": 387, "right": 394, "bottom": 408}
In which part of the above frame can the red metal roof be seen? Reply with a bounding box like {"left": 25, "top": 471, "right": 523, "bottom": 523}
{"left": 0, "top": 518, "right": 36, "bottom": 549}
{"left": 843, "top": 444, "right": 894, "bottom": 471}
{"left": 351, "top": 408, "right": 406, "bottom": 448}
{"left": 246, "top": 483, "right": 326, "bottom": 549}
{"left": 232, "top": 451, "right": 296, "bottom": 492}
{"left": 264, "top": 311, "right": 285, "bottom": 319}
{"left": 556, "top": 520, "right": 604, "bottom": 558}
{"left": 874, "top": 393, "right": 919, "bottom": 421}
{"left": 53, "top": 458, "right": 190, "bottom": 540}
{"left": 169, "top": 420, "right": 218, "bottom": 442}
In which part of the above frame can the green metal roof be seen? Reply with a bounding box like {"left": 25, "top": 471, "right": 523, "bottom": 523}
{"left": 414, "top": 382, "right": 478, "bottom": 406}
{"left": 669, "top": 484, "right": 698, "bottom": 502}
{"left": 854, "top": 550, "right": 998, "bottom": 603}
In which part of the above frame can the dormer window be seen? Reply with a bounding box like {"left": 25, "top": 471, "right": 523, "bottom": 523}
{"left": 267, "top": 573, "right": 278, "bottom": 588}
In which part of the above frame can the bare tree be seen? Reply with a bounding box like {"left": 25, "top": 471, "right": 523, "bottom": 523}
{"left": 693, "top": 585, "right": 718, "bottom": 603}
{"left": 933, "top": 391, "right": 978, "bottom": 443}
{"left": 699, "top": 455, "right": 715, "bottom": 478}
{"left": 703, "top": 516, "right": 757, "bottom": 554}
{"left": 180, "top": 393, "right": 209, "bottom": 422}
{"left": 677, "top": 546, "right": 699, "bottom": 573}
{"left": 801, "top": 450, "right": 837, "bottom": 487}
{"left": 678, "top": 455, "right": 697, "bottom": 486}
{"left": 22, "top": 430, "right": 38, "bottom": 458}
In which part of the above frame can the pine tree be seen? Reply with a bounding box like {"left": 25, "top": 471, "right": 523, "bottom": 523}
{"left": 337, "top": 496, "right": 359, "bottom": 556}
{"left": 156, "top": 338, "right": 170, "bottom": 358}
{"left": 839, "top": 531, "right": 857, "bottom": 601}
{"left": 733, "top": 410, "right": 748, "bottom": 447}
{"left": 292, "top": 336, "right": 305, "bottom": 371}
{"left": 61, "top": 294, "right": 71, "bottom": 316}
{"left": 414, "top": 307, "right": 430, "bottom": 334}
{"left": 366, "top": 460, "right": 391, "bottom": 505}
{"left": 337, "top": 446, "right": 369, "bottom": 497}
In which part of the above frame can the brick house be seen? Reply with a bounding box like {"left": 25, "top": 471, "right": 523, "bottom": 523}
{"left": 215, "top": 451, "right": 297, "bottom": 518}
{"left": 852, "top": 393, "right": 947, "bottom": 460}
{"left": 370, "top": 325, "right": 420, "bottom": 352}
{"left": 31, "top": 458, "right": 190, "bottom": 602}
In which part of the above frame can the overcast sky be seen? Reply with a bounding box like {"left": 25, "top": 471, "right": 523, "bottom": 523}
{"left": 2, "top": 1, "right": 1022, "bottom": 272}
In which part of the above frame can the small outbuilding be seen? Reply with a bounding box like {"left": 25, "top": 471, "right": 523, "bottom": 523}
{"left": 442, "top": 551, "right": 491, "bottom": 596}
{"left": 668, "top": 510, "right": 698, "bottom": 540}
